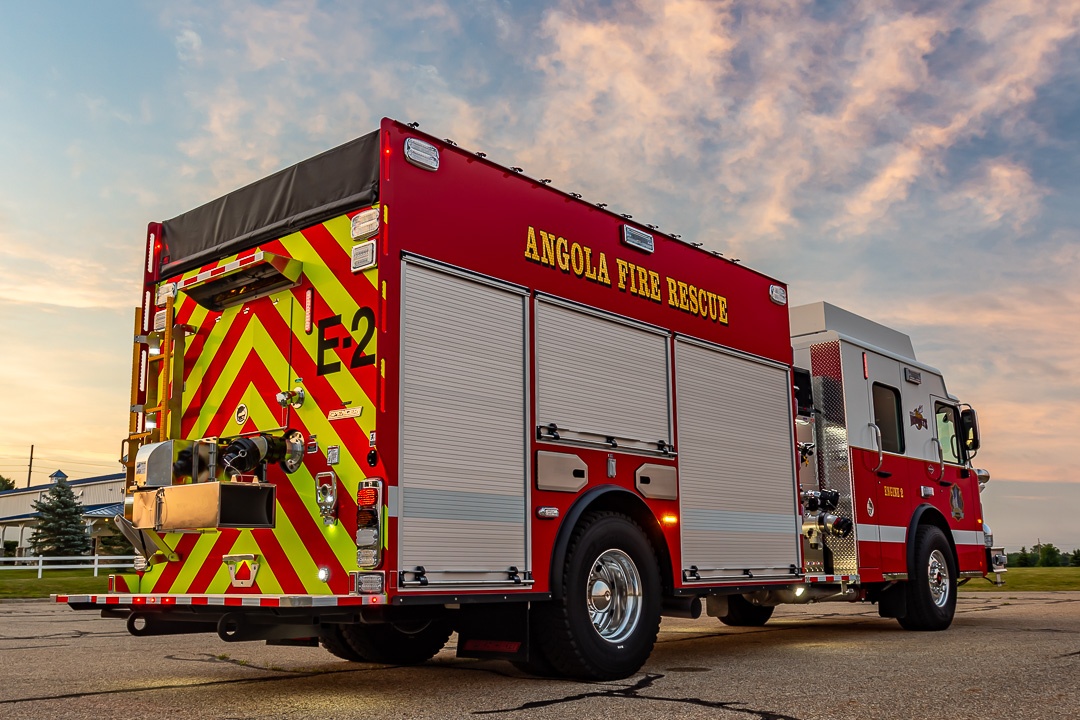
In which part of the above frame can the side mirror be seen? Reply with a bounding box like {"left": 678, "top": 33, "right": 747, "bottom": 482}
{"left": 960, "top": 406, "right": 981, "bottom": 453}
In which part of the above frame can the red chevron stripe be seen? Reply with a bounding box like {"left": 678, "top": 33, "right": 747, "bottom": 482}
{"left": 150, "top": 533, "right": 201, "bottom": 593}
{"left": 198, "top": 357, "right": 350, "bottom": 589}
{"left": 272, "top": 469, "right": 349, "bottom": 594}
{"left": 180, "top": 309, "right": 255, "bottom": 436}
{"left": 187, "top": 529, "right": 241, "bottom": 594}
{"left": 181, "top": 308, "right": 222, "bottom": 385}
{"left": 199, "top": 352, "right": 280, "bottom": 440}
{"left": 252, "top": 528, "right": 306, "bottom": 594}
{"left": 296, "top": 223, "right": 380, "bottom": 310}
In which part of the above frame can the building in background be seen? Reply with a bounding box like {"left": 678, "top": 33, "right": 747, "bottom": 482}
{"left": 0, "top": 472, "right": 125, "bottom": 556}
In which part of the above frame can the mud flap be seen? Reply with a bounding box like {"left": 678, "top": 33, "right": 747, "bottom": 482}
{"left": 877, "top": 583, "right": 908, "bottom": 619}
{"left": 454, "top": 602, "right": 529, "bottom": 662}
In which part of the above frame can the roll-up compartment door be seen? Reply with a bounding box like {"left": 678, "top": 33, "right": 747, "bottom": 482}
{"left": 535, "top": 300, "right": 670, "bottom": 451}
{"left": 399, "top": 262, "right": 528, "bottom": 587}
{"left": 676, "top": 339, "right": 800, "bottom": 581}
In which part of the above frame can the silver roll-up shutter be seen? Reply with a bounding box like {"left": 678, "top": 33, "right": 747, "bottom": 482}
{"left": 535, "top": 300, "right": 670, "bottom": 449}
{"left": 399, "top": 262, "right": 528, "bottom": 587}
{"left": 675, "top": 339, "right": 800, "bottom": 580}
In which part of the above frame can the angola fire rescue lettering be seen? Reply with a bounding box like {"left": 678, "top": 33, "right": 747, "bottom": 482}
{"left": 524, "top": 226, "right": 728, "bottom": 323}
{"left": 56, "top": 119, "right": 1007, "bottom": 681}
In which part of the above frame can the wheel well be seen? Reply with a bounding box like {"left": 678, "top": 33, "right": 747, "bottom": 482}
{"left": 908, "top": 505, "right": 958, "bottom": 574}
{"left": 549, "top": 486, "right": 674, "bottom": 598}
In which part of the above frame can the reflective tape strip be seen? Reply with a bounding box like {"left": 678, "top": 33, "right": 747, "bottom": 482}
{"left": 55, "top": 594, "right": 385, "bottom": 607}
{"left": 857, "top": 525, "right": 982, "bottom": 547}
{"left": 952, "top": 529, "right": 984, "bottom": 547}
{"left": 803, "top": 574, "right": 858, "bottom": 584}
{"left": 857, "top": 524, "right": 907, "bottom": 543}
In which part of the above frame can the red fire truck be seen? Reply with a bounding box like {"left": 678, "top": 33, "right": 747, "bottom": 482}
{"left": 57, "top": 118, "right": 1006, "bottom": 680}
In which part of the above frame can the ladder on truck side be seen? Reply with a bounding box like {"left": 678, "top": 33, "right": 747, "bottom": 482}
{"left": 120, "top": 295, "right": 185, "bottom": 504}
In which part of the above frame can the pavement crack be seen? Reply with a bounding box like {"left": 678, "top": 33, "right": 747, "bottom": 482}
{"left": 163, "top": 652, "right": 311, "bottom": 674}
{"left": 473, "top": 672, "right": 803, "bottom": 719}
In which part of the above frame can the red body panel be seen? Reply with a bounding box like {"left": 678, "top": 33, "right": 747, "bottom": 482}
{"left": 850, "top": 447, "right": 985, "bottom": 578}
{"left": 374, "top": 120, "right": 795, "bottom": 597}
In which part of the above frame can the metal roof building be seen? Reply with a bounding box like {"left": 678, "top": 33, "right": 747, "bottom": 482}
{"left": 0, "top": 473, "right": 125, "bottom": 555}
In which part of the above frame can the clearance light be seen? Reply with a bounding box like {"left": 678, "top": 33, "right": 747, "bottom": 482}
{"left": 304, "top": 288, "right": 314, "bottom": 334}
{"left": 350, "top": 207, "right": 380, "bottom": 241}
{"left": 404, "top": 137, "right": 440, "bottom": 171}
{"left": 317, "top": 567, "right": 330, "bottom": 583}
{"left": 355, "top": 572, "right": 384, "bottom": 594}
{"left": 661, "top": 514, "right": 679, "bottom": 526}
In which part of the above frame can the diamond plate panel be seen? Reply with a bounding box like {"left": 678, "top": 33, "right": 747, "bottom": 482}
{"left": 809, "top": 341, "right": 859, "bottom": 574}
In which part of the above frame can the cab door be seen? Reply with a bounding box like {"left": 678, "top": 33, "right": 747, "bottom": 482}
{"left": 930, "top": 398, "right": 983, "bottom": 572}
{"left": 858, "top": 352, "right": 909, "bottom": 571}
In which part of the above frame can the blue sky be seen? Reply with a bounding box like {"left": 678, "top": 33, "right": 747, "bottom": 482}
{"left": 0, "top": 0, "right": 1078, "bottom": 551}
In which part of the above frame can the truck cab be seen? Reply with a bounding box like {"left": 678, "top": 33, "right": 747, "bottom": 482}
{"left": 791, "top": 302, "right": 1005, "bottom": 606}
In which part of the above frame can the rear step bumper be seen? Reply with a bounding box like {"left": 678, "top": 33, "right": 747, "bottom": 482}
{"left": 53, "top": 593, "right": 386, "bottom": 610}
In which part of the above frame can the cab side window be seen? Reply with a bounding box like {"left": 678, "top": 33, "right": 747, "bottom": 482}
{"left": 872, "top": 383, "right": 904, "bottom": 454}
{"left": 935, "top": 403, "right": 962, "bottom": 464}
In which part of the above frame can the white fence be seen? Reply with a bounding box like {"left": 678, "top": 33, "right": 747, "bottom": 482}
{"left": 0, "top": 555, "right": 136, "bottom": 579}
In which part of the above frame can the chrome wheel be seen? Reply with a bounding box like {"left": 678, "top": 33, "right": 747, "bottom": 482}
{"left": 928, "top": 549, "right": 950, "bottom": 608}
{"left": 587, "top": 549, "right": 642, "bottom": 644}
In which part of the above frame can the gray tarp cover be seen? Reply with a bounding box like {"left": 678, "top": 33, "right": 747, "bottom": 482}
{"left": 161, "top": 129, "right": 380, "bottom": 275}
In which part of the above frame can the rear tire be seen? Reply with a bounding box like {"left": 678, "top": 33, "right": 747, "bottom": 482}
{"left": 717, "top": 594, "right": 774, "bottom": 627}
{"left": 898, "top": 525, "right": 956, "bottom": 631}
{"left": 341, "top": 619, "right": 453, "bottom": 664}
{"left": 535, "top": 511, "right": 661, "bottom": 680}
{"left": 319, "top": 623, "right": 368, "bottom": 661}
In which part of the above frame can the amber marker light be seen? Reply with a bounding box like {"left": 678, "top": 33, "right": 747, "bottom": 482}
{"left": 661, "top": 514, "right": 679, "bottom": 526}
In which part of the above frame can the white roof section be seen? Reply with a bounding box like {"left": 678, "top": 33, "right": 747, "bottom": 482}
{"left": 790, "top": 302, "right": 917, "bottom": 361}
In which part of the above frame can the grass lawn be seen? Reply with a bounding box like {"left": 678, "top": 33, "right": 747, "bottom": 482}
{"left": 959, "top": 566, "right": 1080, "bottom": 592}
{"left": 0, "top": 569, "right": 109, "bottom": 599}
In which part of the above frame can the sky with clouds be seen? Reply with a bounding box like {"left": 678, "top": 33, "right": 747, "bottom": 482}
{"left": 0, "top": 0, "right": 1078, "bottom": 551}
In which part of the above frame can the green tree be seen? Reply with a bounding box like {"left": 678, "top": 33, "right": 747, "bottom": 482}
{"left": 1014, "top": 546, "right": 1031, "bottom": 567}
{"left": 29, "top": 478, "right": 91, "bottom": 557}
{"left": 1037, "top": 543, "right": 1062, "bottom": 568}
{"left": 97, "top": 528, "right": 133, "bottom": 555}
{"left": 0, "top": 474, "right": 15, "bottom": 491}
{"left": 1070, "top": 549, "right": 1080, "bottom": 567}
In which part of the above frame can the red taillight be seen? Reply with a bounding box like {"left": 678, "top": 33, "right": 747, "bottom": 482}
{"left": 357, "top": 488, "right": 378, "bottom": 507}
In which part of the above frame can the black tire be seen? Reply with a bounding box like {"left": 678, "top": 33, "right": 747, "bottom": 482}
{"left": 511, "top": 611, "right": 562, "bottom": 677}
{"left": 535, "top": 511, "right": 661, "bottom": 680}
{"left": 898, "top": 525, "right": 957, "bottom": 631}
{"left": 341, "top": 618, "right": 453, "bottom": 664}
{"left": 717, "top": 594, "right": 775, "bottom": 627}
{"left": 319, "top": 623, "right": 369, "bottom": 661}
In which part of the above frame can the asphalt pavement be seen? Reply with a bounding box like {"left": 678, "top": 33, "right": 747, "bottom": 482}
{"left": 1, "top": 592, "right": 1077, "bottom": 719}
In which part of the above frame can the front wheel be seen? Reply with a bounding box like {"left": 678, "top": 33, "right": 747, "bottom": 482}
{"left": 898, "top": 525, "right": 957, "bottom": 631}
{"left": 535, "top": 511, "right": 661, "bottom": 680}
